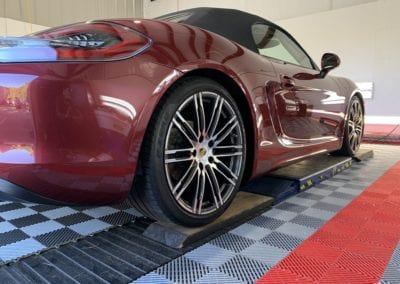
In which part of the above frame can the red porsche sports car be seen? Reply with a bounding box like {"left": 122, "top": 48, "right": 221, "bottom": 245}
{"left": 0, "top": 8, "right": 364, "bottom": 225}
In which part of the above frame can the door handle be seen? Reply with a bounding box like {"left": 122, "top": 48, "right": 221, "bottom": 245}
{"left": 280, "top": 75, "right": 295, "bottom": 89}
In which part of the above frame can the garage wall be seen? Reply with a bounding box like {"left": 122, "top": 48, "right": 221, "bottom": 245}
{"left": 0, "top": 0, "right": 142, "bottom": 28}
{"left": 277, "top": 0, "right": 400, "bottom": 121}
{"left": 0, "top": 17, "right": 48, "bottom": 36}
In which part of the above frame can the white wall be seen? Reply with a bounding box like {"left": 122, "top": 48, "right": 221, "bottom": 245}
{"left": 277, "top": 0, "right": 400, "bottom": 120}
{"left": 0, "top": 0, "right": 141, "bottom": 27}
{"left": 0, "top": 17, "right": 48, "bottom": 36}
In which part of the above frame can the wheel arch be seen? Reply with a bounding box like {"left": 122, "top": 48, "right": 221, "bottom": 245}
{"left": 333, "top": 89, "right": 365, "bottom": 156}
{"left": 178, "top": 68, "right": 256, "bottom": 183}
{"left": 352, "top": 91, "right": 365, "bottom": 113}
{"left": 346, "top": 90, "right": 365, "bottom": 123}
{"left": 352, "top": 91, "right": 365, "bottom": 137}
{"left": 138, "top": 66, "right": 257, "bottom": 184}
{"left": 341, "top": 89, "right": 365, "bottom": 138}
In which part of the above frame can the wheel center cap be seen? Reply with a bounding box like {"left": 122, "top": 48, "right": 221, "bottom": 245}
{"left": 199, "top": 148, "right": 207, "bottom": 158}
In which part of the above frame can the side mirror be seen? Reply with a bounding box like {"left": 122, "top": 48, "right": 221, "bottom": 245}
{"left": 319, "top": 53, "right": 340, "bottom": 78}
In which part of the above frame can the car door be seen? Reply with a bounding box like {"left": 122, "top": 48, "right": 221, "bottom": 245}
{"left": 252, "top": 23, "right": 345, "bottom": 146}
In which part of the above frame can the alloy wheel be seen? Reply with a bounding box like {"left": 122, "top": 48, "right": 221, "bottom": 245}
{"left": 164, "top": 91, "right": 244, "bottom": 215}
{"left": 348, "top": 99, "right": 364, "bottom": 152}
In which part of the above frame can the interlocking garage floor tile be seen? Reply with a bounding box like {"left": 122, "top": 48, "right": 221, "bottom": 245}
{"left": 260, "top": 231, "right": 303, "bottom": 251}
{"left": 380, "top": 242, "right": 400, "bottom": 283}
{"left": 218, "top": 254, "right": 269, "bottom": 283}
{"left": 156, "top": 256, "right": 210, "bottom": 283}
{"left": 0, "top": 199, "right": 141, "bottom": 264}
{"left": 259, "top": 154, "right": 400, "bottom": 283}
{"left": 185, "top": 243, "right": 236, "bottom": 268}
{"left": 0, "top": 145, "right": 398, "bottom": 282}
{"left": 230, "top": 223, "right": 272, "bottom": 241}
{"left": 136, "top": 145, "right": 400, "bottom": 284}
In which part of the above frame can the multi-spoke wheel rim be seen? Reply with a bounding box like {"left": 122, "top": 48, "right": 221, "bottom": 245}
{"left": 348, "top": 99, "right": 363, "bottom": 152}
{"left": 164, "top": 91, "right": 244, "bottom": 215}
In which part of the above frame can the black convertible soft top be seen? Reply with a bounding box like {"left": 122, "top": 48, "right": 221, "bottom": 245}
{"left": 156, "top": 7, "right": 273, "bottom": 53}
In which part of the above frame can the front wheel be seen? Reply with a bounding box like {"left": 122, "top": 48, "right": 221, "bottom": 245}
{"left": 131, "top": 77, "right": 247, "bottom": 226}
{"left": 334, "top": 96, "right": 364, "bottom": 156}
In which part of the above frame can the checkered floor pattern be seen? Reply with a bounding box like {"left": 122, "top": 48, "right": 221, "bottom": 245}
{"left": 381, "top": 241, "right": 400, "bottom": 283}
{"left": 0, "top": 199, "right": 141, "bottom": 264}
{"left": 135, "top": 144, "right": 400, "bottom": 284}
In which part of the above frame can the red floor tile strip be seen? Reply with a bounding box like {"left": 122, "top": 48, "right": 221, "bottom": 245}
{"left": 363, "top": 124, "right": 400, "bottom": 145}
{"left": 257, "top": 161, "right": 400, "bottom": 283}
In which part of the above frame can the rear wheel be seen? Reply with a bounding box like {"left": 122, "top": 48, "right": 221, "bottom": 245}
{"left": 334, "top": 96, "right": 364, "bottom": 156}
{"left": 131, "top": 77, "right": 247, "bottom": 226}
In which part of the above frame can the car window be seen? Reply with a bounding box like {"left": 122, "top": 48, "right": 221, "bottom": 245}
{"left": 252, "top": 23, "right": 314, "bottom": 69}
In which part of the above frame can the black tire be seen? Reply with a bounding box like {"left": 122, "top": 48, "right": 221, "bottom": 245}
{"left": 131, "top": 77, "right": 247, "bottom": 226}
{"left": 333, "top": 96, "right": 364, "bottom": 156}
